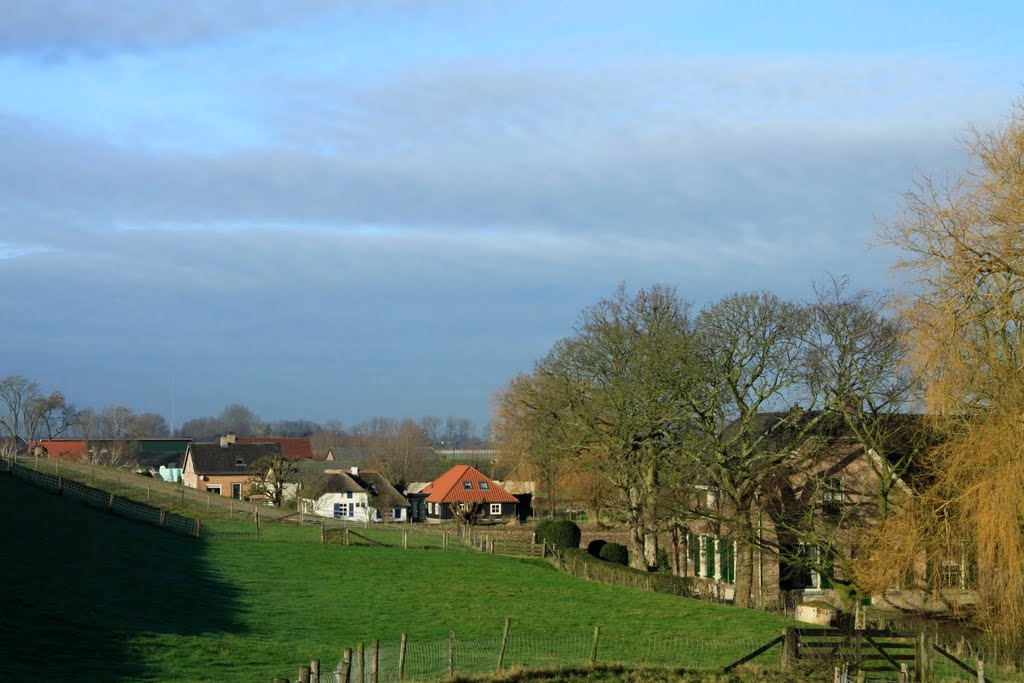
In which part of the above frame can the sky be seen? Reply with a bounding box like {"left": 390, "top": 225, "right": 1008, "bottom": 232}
{"left": 2, "top": 1, "right": 1022, "bottom": 433}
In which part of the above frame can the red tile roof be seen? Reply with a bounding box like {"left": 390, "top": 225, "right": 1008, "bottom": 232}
{"left": 237, "top": 437, "right": 314, "bottom": 460}
{"left": 423, "top": 465, "right": 518, "bottom": 504}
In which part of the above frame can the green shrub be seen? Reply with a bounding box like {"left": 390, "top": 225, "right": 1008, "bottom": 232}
{"left": 599, "top": 542, "right": 629, "bottom": 565}
{"left": 656, "top": 547, "right": 671, "bottom": 573}
{"left": 535, "top": 520, "right": 581, "bottom": 549}
{"left": 553, "top": 549, "right": 695, "bottom": 597}
{"left": 586, "top": 539, "right": 607, "bottom": 558}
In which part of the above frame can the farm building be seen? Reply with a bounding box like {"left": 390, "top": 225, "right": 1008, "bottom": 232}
{"left": 420, "top": 465, "right": 519, "bottom": 523}
{"left": 181, "top": 434, "right": 282, "bottom": 498}
{"left": 304, "top": 467, "right": 410, "bottom": 523}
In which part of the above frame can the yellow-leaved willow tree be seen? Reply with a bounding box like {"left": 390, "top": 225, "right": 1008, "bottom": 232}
{"left": 864, "top": 100, "right": 1024, "bottom": 648}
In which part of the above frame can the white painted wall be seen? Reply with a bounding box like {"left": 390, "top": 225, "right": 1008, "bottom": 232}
{"left": 307, "top": 492, "right": 406, "bottom": 522}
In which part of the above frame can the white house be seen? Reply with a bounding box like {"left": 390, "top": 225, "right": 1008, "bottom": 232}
{"left": 305, "top": 467, "right": 410, "bottom": 523}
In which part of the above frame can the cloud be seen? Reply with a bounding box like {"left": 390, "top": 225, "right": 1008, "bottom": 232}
{"left": 0, "top": 0, "right": 384, "bottom": 58}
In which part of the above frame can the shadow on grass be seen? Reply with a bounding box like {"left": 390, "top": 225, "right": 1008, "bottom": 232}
{"left": 0, "top": 473, "right": 243, "bottom": 682}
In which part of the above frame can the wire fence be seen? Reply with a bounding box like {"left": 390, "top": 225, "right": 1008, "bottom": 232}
{"left": 1, "top": 455, "right": 202, "bottom": 538}
{"left": 282, "top": 628, "right": 787, "bottom": 683}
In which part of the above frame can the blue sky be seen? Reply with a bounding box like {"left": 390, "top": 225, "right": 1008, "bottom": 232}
{"left": 2, "top": 1, "right": 1022, "bottom": 433}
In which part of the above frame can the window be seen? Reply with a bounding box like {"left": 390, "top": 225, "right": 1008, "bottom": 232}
{"left": 206, "top": 484, "right": 222, "bottom": 495}
{"left": 490, "top": 503, "right": 501, "bottom": 515}
{"left": 333, "top": 503, "right": 343, "bottom": 518}
{"left": 796, "top": 544, "right": 833, "bottom": 589}
{"left": 703, "top": 536, "right": 716, "bottom": 578}
{"left": 822, "top": 477, "right": 844, "bottom": 518}
{"left": 479, "top": 482, "right": 489, "bottom": 490}
{"left": 463, "top": 481, "right": 473, "bottom": 490}
{"left": 346, "top": 492, "right": 353, "bottom": 499}
{"left": 347, "top": 503, "right": 354, "bottom": 517}
{"left": 234, "top": 457, "right": 245, "bottom": 467}
{"left": 719, "top": 540, "right": 736, "bottom": 583}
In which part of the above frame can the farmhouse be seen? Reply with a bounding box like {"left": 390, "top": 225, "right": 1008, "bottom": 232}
{"left": 181, "top": 434, "right": 282, "bottom": 498}
{"left": 421, "top": 464, "right": 519, "bottom": 523}
{"left": 680, "top": 412, "right": 958, "bottom": 615}
{"left": 305, "top": 467, "right": 410, "bottom": 522}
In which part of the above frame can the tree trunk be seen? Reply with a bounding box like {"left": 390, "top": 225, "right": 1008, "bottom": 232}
{"left": 643, "top": 529, "right": 659, "bottom": 570}
{"left": 628, "top": 517, "right": 647, "bottom": 570}
{"left": 734, "top": 540, "right": 755, "bottom": 608}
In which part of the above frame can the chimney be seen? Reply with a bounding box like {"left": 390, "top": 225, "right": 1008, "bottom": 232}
{"left": 219, "top": 433, "right": 238, "bottom": 448}
{"left": 350, "top": 466, "right": 359, "bottom": 476}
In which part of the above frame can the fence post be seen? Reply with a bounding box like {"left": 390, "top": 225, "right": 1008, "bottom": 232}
{"left": 298, "top": 665, "right": 310, "bottom": 683}
{"left": 344, "top": 528, "right": 350, "bottom": 546}
{"left": 589, "top": 625, "right": 600, "bottom": 667}
{"left": 147, "top": 483, "right": 151, "bottom": 502}
{"left": 310, "top": 659, "right": 319, "bottom": 683}
{"left": 57, "top": 475, "right": 63, "bottom": 494}
{"left": 403, "top": 530, "right": 408, "bottom": 550}
{"left": 321, "top": 522, "right": 325, "bottom": 545}
{"left": 338, "top": 648, "right": 352, "bottom": 683}
{"left": 782, "top": 627, "right": 798, "bottom": 670}
{"left": 194, "top": 519, "right": 202, "bottom": 539}
{"left": 398, "top": 633, "right": 408, "bottom": 682}
{"left": 160, "top": 510, "right": 166, "bottom": 527}
{"left": 497, "top": 617, "right": 511, "bottom": 672}
{"left": 915, "top": 631, "right": 932, "bottom": 682}
{"left": 448, "top": 629, "right": 455, "bottom": 679}
{"left": 357, "top": 643, "right": 364, "bottom": 683}
{"left": 108, "top": 492, "right": 115, "bottom": 511}
{"left": 977, "top": 659, "right": 984, "bottom": 683}
{"left": 256, "top": 508, "right": 262, "bottom": 541}
{"left": 371, "top": 639, "right": 380, "bottom": 683}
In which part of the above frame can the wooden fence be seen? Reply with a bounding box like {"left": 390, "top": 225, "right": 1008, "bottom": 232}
{"left": 1, "top": 454, "right": 204, "bottom": 539}
{"left": 725, "top": 627, "right": 991, "bottom": 682}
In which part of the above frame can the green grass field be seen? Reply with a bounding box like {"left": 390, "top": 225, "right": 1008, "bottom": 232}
{"left": 0, "top": 470, "right": 801, "bottom": 682}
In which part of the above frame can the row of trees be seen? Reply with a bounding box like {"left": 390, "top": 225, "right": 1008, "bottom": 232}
{"left": 494, "top": 277, "right": 913, "bottom": 606}
{"left": 497, "top": 98, "right": 1024, "bottom": 644}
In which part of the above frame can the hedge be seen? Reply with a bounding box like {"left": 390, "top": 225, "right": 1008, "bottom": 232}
{"left": 534, "top": 520, "right": 581, "bottom": 549}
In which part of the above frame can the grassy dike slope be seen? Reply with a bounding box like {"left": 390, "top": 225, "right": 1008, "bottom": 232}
{"left": 0, "top": 474, "right": 793, "bottom": 681}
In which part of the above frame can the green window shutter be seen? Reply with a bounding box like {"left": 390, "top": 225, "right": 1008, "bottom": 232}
{"left": 704, "top": 536, "right": 715, "bottom": 578}
{"left": 687, "top": 533, "right": 700, "bottom": 565}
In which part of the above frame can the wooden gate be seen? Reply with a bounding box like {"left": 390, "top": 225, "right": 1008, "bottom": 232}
{"left": 725, "top": 628, "right": 919, "bottom": 679}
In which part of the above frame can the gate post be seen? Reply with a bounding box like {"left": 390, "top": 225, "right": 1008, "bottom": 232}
{"left": 915, "top": 631, "right": 933, "bottom": 682}
{"left": 782, "top": 627, "right": 799, "bottom": 670}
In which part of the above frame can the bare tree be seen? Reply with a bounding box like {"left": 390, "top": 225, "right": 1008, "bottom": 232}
{"left": 249, "top": 452, "right": 298, "bottom": 508}
{"left": 418, "top": 416, "right": 443, "bottom": 446}
{"left": 366, "top": 418, "right": 435, "bottom": 488}
{"left": 494, "top": 372, "right": 574, "bottom": 519}
{"left": 219, "top": 403, "right": 262, "bottom": 437}
{"left": 0, "top": 375, "right": 76, "bottom": 441}
{"left": 803, "top": 275, "right": 923, "bottom": 518}
{"left": 686, "top": 291, "right": 818, "bottom": 607}
{"left": 868, "top": 99, "right": 1024, "bottom": 646}
{"left": 135, "top": 412, "right": 170, "bottom": 438}
{"left": 499, "top": 284, "right": 699, "bottom": 570}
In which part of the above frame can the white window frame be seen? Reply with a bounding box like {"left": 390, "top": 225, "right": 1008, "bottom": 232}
{"left": 490, "top": 503, "right": 501, "bottom": 515}
{"left": 206, "top": 484, "right": 222, "bottom": 495}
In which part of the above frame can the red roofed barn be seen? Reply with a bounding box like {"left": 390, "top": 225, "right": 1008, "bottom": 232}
{"left": 422, "top": 464, "right": 518, "bottom": 523}
{"left": 236, "top": 437, "right": 314, "bottom": 460}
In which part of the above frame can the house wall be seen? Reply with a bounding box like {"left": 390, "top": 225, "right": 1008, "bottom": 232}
{"left": 308, "top": 492, "right": 408, "bottom": 523}
{"left": 197, "top": 474, "right": 252, "bottom": 498}
{"left": 425, "top": 501, "right": 517, "bottom": 523}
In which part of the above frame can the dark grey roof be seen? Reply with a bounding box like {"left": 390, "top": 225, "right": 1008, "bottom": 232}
{"left": 187, "top": 442, "right": 282, "bottom": 475}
